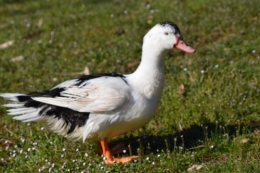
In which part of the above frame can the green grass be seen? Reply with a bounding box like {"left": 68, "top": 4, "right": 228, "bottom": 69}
{"left": 1, "top": 0, "right": 260, "bottom": 172}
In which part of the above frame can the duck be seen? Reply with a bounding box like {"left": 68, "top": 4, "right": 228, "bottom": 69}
{"left": 0, "top": 21, "right": 195, "bottom": 164}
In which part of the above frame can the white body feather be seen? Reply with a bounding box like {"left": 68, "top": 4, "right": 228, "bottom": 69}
{"left": 0, "top": 22, "right": 192, "bottom": 142}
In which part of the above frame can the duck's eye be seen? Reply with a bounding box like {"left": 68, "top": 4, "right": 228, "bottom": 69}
{"left": 164, "top": 32, "right": 169, "bottom": 35}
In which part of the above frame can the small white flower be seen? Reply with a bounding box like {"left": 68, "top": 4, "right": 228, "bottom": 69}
{"left": 21, "top": 138, "right": 25, "bottom": 143}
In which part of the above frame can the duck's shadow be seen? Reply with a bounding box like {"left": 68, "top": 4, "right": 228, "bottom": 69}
{"left": 110, "top": 121, "right": 260, "bottom": 155}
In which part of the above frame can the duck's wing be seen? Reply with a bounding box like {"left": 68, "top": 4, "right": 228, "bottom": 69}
{"left": 33, "top": 74, "right": 131, "bottom": 113}
{"left": 1, "top": 73, "right": 132, "bottom": 137}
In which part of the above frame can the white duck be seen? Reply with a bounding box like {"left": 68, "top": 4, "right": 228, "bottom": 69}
{"left": 0, "top": 21, "right": 195, "bottom": 164}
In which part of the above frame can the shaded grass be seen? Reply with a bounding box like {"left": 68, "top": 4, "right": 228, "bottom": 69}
{"left": 0, "top": 0, "right": 260, "bottom": 172}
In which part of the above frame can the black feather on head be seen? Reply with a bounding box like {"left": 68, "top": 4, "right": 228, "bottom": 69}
{"left": 159, "top": 21, "right": 183, "bottom": 39}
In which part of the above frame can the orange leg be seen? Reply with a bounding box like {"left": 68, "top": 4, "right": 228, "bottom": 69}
{"left": 97, "top": 141, "right": 129, "bottom": 156}
{"left": 99, "top": 138, "right": 138, "bottom": 164}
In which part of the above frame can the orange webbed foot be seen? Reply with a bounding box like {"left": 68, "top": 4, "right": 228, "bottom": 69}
{"left": 104, "top": 155, "right": 138, "bottom": 164}
{"left": 99, "top": 138, "right": 138, "bottom": 164}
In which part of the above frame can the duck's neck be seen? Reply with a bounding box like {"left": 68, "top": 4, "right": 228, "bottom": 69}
{"left": 129, "top": 44, "right": 167, "bottom": 100}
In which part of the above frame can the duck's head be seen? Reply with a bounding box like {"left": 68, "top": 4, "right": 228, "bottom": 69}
{"left": 143, "top": 21, "right": 195, "bottom": 53}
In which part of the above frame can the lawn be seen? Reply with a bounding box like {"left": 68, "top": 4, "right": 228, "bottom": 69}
{"left": 0, "top": 0, "right": 260, "bottom": 172}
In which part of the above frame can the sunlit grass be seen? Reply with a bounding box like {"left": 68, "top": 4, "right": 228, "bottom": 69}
{"left": 1, "top": 0, "right": 260, "bottom": 172}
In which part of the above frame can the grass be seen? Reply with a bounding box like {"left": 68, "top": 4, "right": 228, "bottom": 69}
{"left": 0, "top": 0, "right": 260, "bottom": 172}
